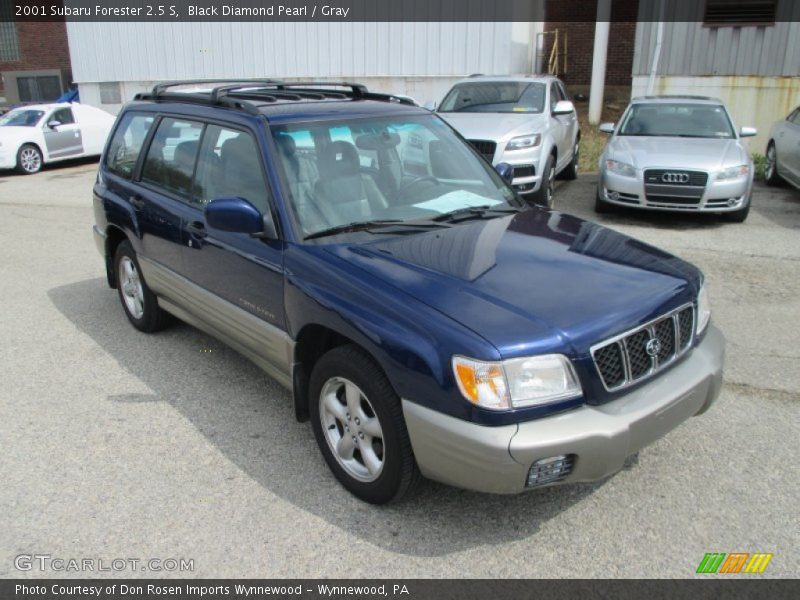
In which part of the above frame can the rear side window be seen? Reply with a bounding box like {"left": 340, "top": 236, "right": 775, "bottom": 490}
{"left": 105, "top": 113, "right": 155, "bottom": 179}
{"left": 193, "top": 125, "right": 270, "bottom": 213}
{"left": 141, "top": 117, "right": 203, "bottom": 199}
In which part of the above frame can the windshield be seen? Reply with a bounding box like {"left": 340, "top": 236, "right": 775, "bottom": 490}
{"left": 272, "top": 114, "right": 522, "bottom": 240}
{"left": 439, "top": 82, "right": 546, "bottom": 114}
{"left": 617, "top": 103, "right": 735, "bottom": 138}
{"left": 0, "top": 109, "right": 45, "bottom": 127}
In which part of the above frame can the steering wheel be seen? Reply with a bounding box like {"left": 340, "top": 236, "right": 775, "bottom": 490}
{"left": 397, "top": 176, "right": 441, "bottom": 200}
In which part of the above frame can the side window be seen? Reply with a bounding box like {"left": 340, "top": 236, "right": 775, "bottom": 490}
{"left": 50, "top": 107, "right": 75, "bottom": 125}
{"left": 141, "top": 117, "right": 203, "bottom": 199}
{"left": 194, "top": 125, "right": 270, "bottom": 213}
{"left": 558, "top": 82, "right": 569, "bottom": 102}
{"left": 105, "top": 113, "right": 155, "bottom": 179}
{"left": 550, "top": 83, "right": 562, "bottom": 111}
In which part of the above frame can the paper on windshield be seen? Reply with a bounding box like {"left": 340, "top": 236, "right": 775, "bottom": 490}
{"left": 413, "top": 190, "right": 502, "bottom": 213}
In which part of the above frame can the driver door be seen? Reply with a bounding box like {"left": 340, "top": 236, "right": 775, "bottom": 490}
{"left": 43, "top": 107, "right": 84, "bottom": 159}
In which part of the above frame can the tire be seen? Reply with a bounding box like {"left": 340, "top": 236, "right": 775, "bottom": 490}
{"left": 114, "top": 241, "right": 170, "bottom": 332}
{"left": 16, "top": 144, "right": 43, "bottom": 174}
{"left": 594, "top": 187, "right": 614, "bottom": 214}
{"left": 531, "top": 154, "right": 555, "bottom": 208}
{"left": 559, "top": 138, "right": 579, "bottom": 181}
{"left": 764, "top": 142, "right": 782, "bottom": 186}
{"left": 309, "top": 345, "right": 420, "bottom": 504}
{"left": 725, "top": 200, "right": 750, "bottom": 223}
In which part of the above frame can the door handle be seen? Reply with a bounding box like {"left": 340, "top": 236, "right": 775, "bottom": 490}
{"left": 129, "top": 195, "right": 145, "bottom": 209}
{"left": 186, "top": 221, "right": 208, "bottom": 238}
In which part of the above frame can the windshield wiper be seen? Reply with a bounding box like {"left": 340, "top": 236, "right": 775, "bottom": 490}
{"left": 431, "top": 205, "right": 521, "bottom": 223}
{"left": 304, "top": 219, "right": 446, "bottom": 241}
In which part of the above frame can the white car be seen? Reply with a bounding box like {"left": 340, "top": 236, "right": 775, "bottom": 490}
{"left": 0, "top": 103, "right": 115, "bottom": 174}
{"left": 434, "top": 75, "right": 580, "bottom": 207}
{"left": 765, "top": 104, "right": 800, "bottom": 190}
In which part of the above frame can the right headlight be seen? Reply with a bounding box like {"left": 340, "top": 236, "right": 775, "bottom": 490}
{"left": 506, "top": 133, "right": 541, "bottom": 151}
{"left": 452, "top": 354, "right": 582, "bottom": 411}
{"left": 605, "top": 159, "right": 636, "bottom": 178}
{"left": 697, "top": 284, "right": 711, "bottom": 335}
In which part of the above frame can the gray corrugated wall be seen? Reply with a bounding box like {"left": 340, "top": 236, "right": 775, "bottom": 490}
{"left": 634, "top": 0, "right": 800, "bottom": 77}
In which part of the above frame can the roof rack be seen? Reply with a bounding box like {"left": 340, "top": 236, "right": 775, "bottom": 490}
{"left": 133, "top": 79, "right": 416, "bottom": 116}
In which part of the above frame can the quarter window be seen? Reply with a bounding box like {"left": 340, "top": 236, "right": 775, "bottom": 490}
{"left": 105, "top": 113, "right": 155, "bottom": 179}
{"left": 193, "top": 125, "right": 269, "bottom": 212}
{"left": 141, "top": 117, "right": 203, "bottom": 199}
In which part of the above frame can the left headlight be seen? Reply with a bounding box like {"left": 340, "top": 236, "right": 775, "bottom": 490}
{"left": 716, "top": 164, "right": 749, "bottom": 181}
{"left": 605, "top": 159, "right": 636, "bottom": 178}
{"left": 696, "top": 284, "right": 711, "bottom": 335}
{"left": 506, "top": 133, "right": 541, "bottom": 150}
{"left": 452, "top": 354, "right": 582, "bottom": 411}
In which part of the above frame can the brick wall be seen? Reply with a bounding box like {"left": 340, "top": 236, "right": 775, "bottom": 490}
{"left": 0, "top": 18, "right": 72, "bottom": 97}
{"left": 544, "top": 0, "right": 638, "bottom": 88}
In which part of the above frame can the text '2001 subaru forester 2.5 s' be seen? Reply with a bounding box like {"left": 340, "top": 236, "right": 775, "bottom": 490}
{"left": 93, "top": 80, "right": 724, "bottom": 504}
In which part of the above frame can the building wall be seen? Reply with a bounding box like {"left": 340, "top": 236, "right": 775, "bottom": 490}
{"left": 0, "top": 19, "right": 72, "bottom": 100}
{"left": 543, "top": 0, "right": 638, "bottom": 91}
{"left": 66, "top": 21, "right": 542, "bottom": 112}
{"left": 631, "top": 75, "right": 800, "bottom": 151}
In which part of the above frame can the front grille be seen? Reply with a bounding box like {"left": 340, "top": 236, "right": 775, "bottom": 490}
{"left": 644, "top": 169, "right": 708, "bottom": 186}
{"left": 513, "top": 165, "right": 535, "bottom": 178}
{"left": 467, "top": 139, "right": 496, "bottom": 162}
{"left": 591, "top": 304, "right": 695, "bottom": 391}
{"left": 645, "top": 195, "right": 702, "bottom": 205}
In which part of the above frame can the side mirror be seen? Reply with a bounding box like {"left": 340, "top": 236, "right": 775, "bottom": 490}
{"left": 205, "top": 197, "right": 277, "bottom": 239}
{"left": 494, "top": 162, "right": 514, "bottom": 184}
{"left": 552, "top": 100, "right": 575, "bottom": 115}
{"left": 423, "top": 100, "right": 438, "bottom": 111}
{"left": 47, "top": 120, "right": 62, "bottom": 129}
{"left": 739, "top": 126, "right": 757, "bottom": 138}
{"left": 599, "top": 122, "right": 615, "bottom": 134}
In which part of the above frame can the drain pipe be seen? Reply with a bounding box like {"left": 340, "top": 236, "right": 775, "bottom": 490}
{"left": 647, "top": 1, "right": 666, "bottom": 95}
{"left": 588, "top": 0, "right": 611, "bottom": 124}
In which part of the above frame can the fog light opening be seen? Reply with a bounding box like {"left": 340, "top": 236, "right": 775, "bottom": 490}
{"left": 727, "top": 198, "right": 737, "bottom": 207}
{"left": 526, "top": 454, "right": 575, "bottom": 488}
{"left": 608, "top": 191, "right": 620, "bottom": 201}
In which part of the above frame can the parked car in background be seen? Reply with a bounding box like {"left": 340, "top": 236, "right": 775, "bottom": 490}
{"left": 434, "top": 75, "right": 580, "bottom": 207}
{"left": 0, "top": 102, "right": 115, "bottom": 174}
{"left": 596, "top": 95, "right": 756, "bottom": 222}
{"left": 765, "top": 104, "right": 800, "bottom": 190}
{"left": 93, "top": 80, "right": 723, "bottom": 504}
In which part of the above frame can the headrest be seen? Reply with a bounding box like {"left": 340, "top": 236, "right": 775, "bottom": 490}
{"left": 275, "top": 133, "right": 297, "bottom": 156}
{"left": 318, "top": 141, "right": 360, "bottom": 178}
{"left": 174, "top": 140, "right": 199, "bottom": 164}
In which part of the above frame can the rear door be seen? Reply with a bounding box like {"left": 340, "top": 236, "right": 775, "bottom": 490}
{"left": 43, "top": 107, "right": 84, "bottom": 159}
{"left": 134, "top": 116, "right": 204, "bottom": 274}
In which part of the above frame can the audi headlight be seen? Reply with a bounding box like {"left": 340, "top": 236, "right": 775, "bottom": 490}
{"left": 452, "top": 354, "right": 582, "bottom": 411}
{"left": 716, "top": 164, "right": 749, "bottom": 181}
{"left": 605, "top": 159, "right": 636, "bottom": 178}
{"left": 506, "top": 133, "right": 541, "bottom": 150}
{"left": 697, "top": 284, "right": 711, "bottom": 335}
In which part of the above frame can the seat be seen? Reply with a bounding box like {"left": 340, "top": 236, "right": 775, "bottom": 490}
{"left": 168, "top": 140, "right": 198, "bottom": 196}
{"left": 219, "top": 135, "right": 267, "bottom": 211}
{"left": 314, "top": 141, "right": 388, "bottom": 227}
{"left": 275, "top": 134, "right": 327, "bottom": 232}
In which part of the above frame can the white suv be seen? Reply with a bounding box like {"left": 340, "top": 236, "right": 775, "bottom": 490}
{"left": 435, "top": 75, "right": 580, "bottom": 207}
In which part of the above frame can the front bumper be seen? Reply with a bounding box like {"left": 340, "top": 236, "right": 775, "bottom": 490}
{"left": 403, "top": 325, "right": 724, "bottom": 494}
{"left": 493, "top": 144, "right": 542, "bottom": 194}
{"left": 92, "top": 224, "right": 107, "bottom": 257}
{"left": 600, "top": 169, "right": 751, "bottom": 212}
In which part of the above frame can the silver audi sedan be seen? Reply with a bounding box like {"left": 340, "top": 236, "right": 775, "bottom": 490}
{"left": 765, "top": 104, "right": 800, "bottom": 190}
{"left": 597, "top": 96, "right": 756, "bottom": 222}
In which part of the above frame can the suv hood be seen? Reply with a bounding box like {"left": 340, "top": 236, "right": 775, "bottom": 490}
{"left": 606, "top": 136, "right": 748, "bottom": 170}
{"left": 438, "top": 111, "right": 548, "bottom": 142}
{"left": 326, "top": 209, "right": 701, "bottom": 358}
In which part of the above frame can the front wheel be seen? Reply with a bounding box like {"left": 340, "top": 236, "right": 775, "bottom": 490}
{"left": 764, "top": 143, "right": 782, "bottom": 186}
{"left": 16, "top": 144, "right": 42, "bottom": 174}
{"left": 531, "top": 154, "right": 555, "bottom": 208}
{"left": 309, "top": 345, "right": 419, "bottom": 504}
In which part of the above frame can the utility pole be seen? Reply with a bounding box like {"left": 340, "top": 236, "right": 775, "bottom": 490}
{"left": 588, "top": 0, "right": 612, "bottom": 124}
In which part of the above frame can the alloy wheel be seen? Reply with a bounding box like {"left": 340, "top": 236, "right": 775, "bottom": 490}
{"left": 766, "top": 146, "right": 776, "bottom": 180}
{"left": 20, "top": 147, "right": 41, "bottom": 173}
{"left": 119, "top": 256, "right": 145, "bottom": 319}
{"left": 319, "top": 377, "right": 385, "bottom": 482}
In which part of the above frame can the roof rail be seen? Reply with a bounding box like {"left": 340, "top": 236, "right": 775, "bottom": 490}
{"left": 134, "top": 79, "right": 417, "bottom": 113}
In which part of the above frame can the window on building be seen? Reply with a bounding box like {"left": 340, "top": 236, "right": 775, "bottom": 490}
{"left": 0, "top": 2, "right": 20, "bottom": 61}
{"left": 141, "top": 117, "right": 204, "bottom": 199}
{"left": 704, "top": 0, "right": 777, "bottom": 25}
{"left": 105, "top": 113, "right": 156, "bottom": 179}
{"left": 99, "top": 82, "right": 122, "bottom": 104}
{"left": 17, "top": 76, "right": 62, "bottom": 102}
{"left": 193, "top": 125, "right": 270, "bottom": 212}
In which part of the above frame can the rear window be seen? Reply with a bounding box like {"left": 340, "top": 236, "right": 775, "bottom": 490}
{"left": 105, "top": 112, "right": 155, "bottom": 179}
{"left": 140, "top": 117, "right": 203, "bottom": 198}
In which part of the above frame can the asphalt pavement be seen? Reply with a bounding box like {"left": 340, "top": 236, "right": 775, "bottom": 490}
{"left": 0, "top": 159, "right": 797, "bottom": 578}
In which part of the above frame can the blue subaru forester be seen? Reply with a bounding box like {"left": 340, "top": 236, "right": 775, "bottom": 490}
{"left": 93, "top": 80, "right": 724, "bottom": 504}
